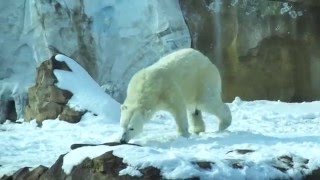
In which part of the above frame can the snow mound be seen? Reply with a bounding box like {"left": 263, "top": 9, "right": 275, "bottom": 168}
{"left": 54, "top": 54, "right": 120, "bottom": 123}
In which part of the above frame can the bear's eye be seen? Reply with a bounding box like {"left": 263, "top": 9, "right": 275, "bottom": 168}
{"left": 129, "top": 128, "right": 134, "bottom": 131}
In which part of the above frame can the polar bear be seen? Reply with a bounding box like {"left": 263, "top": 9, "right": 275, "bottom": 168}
{"left": 120, "top": 48, "right": 232, "bottom": 143}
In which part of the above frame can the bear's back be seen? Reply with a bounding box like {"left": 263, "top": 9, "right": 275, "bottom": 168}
{"left": 148, "top": 48, "right": 218, "bottom": 79}
{"left": 147, "top": 48, "right": 221, "bottom": 101}
{"left": 152, "top": 48, "right": 211, "bottom": 69}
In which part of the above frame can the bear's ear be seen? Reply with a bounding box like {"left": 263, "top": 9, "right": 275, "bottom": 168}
{"left": 121, "top": 105, "right": 127, "bottom": 111}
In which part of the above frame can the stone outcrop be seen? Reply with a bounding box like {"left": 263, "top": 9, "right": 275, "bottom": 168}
{"left": 1, "top": 143, "right": 161, "bottom": 180}
{"left": 41, "top": 151, "right": 161, "bottom": 180}
{"left": 2, "top": 147, "right": 319, "bottom": 180}
{"left": 179, "top": 0, "right": 320, "bottom": 102}
{"left": 24, "top": 56, "right": 85, "bottom": 124}
{"left": 0, "top": 166, "right": 48, "bottom": 180}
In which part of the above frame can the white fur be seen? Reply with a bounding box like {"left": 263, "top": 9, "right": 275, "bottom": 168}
{"left": 120, "top": 48, "right": 232, "bottom": 143}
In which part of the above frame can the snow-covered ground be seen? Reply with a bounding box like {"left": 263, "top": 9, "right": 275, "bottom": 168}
{"left": 0, "top": 55, "right": 319, "bottom": 179}
{"left": 1, "top": 99, "right": 320, "bottom": 179}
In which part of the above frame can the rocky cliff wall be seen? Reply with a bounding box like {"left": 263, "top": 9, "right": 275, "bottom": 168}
{"left": 180, "top": 0, "right": 320, "bottom": 101}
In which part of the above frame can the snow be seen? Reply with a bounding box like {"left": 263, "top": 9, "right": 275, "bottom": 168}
{"left": 62, "top": 145, "right": 116, "bottom": 174}
{"left": 54, "top": 54, "right": 120, "bottom": 122}
{"left": 119, "top": 166, "right": 142, "bottom": 177}
{"left": 1, "top": 96, "right": 320, "bottom": 179}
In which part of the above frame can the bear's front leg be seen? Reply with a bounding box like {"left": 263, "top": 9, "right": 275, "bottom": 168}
{"left": 164, "top": 100, "right": 190, "bottom": 137}
{"left": 175, "top": 112, "right": 190, "bottom": 137}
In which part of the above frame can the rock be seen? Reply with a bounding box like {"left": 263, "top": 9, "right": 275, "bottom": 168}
{"left": 192, "top": 161, "right": 213, "bottom": 170}
{"left": 0, "top": 100, "right": 7, "bottom": 123}
{"left": 41, "top": 150, "right": 161, "bottom": 180}
{"left": 1, "top": 144, "right": 160, "bottom": 180}
{"left": 40, "top": 154, "right": 66, "bottom": 180}
{"left": 25, "top": 55, "right": 85, "bottom": 123}
{"left": 24, "top": 165, "right": 49, "bottom": 180}
{"left": 305, "top": 168, "right": 320, "bottom": 180}
{"left": 141, "top": 167, "right": 161, "bottom": 180}
{"left": 37, "top": 102, "right": 63, "bottom": 121}
{"left": 4, "top": 167, "right": 30, "bottom": 180}
{"left": 59, "top": 106, "right": 86, "bottom": 123}
{"left": 179, "top": 0, "right": 320, "bottom": 101}
{"left": 226, "top": 149, "right": 255, "bottom": 154}
{"left": 45, "top": 86, "right": 73, "bottom": 104}
{"left": 0, "top": 164, "right": 51, "bottom": 180}
{"left": 231, "top": 162, "right": 244, "bottom": 169}
{"left": 1, "top": 150, "right": 318, "bottom": 180}
{"left": 271, "top": 155, "right": 309, "bottom": 173}
{"left": 70, "top": 142, "right": 141, "bottom": 150}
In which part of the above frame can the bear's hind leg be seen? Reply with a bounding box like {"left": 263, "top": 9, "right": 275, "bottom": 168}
{"left": 215, "top": 103, "right": 232, "bottom": 131}
{"left": 200, "top": 96, "right": 232, "bottom": 131}
{"left": 188, "top": 109, "right": 205, "bottom": 134}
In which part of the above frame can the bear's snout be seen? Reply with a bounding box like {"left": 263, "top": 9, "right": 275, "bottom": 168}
{"left": 120, "top": 138, "right": 127, "bottom": 144}
{"left": 120, "top": 132, "right": 128, "bottom": 144}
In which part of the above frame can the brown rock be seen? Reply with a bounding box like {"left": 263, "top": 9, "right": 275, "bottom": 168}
{"left": 24, "top": 165, "right": 48, "bottom": 180}
{"left": 179, "top": 0, "right": 320, "bottom": 101}
{"left": 25, "top": 55, "right": 85, "bottom": 123}
{"left": 36, "top": 102, "right": 63, "bottom": 122}
{"left": 193, "top": 161, "right": 213, "bottom": 170}
{"left": 45, "top": 86, "right": 72, "bottom": 104}
{"left": 10, "top": 167, "right": 30, "bottom": 180}
{"left": 35, "top": 64, "right": 56, "bottom": 87}
{"left": 24, "top": 104, "right": 36, "bottom": 121}
{"left": 40, "top": 150, "right": 161, "bottom": 180}
{"left": 59, "top": 106, "right": 85, "bottom": 123}
{"left": 35, "top": 57, "right": 71, "bottom": 87}
{"left": 140, "top": 167, "right": 161, "bottom": 180}
{"left": 39, "top": 154, "right": 66, "bottom": 180}
{"left": 27, "top": 86, "right": 37, "bottom": 103}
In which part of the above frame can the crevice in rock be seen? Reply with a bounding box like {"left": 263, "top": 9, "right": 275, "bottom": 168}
{"left": 6, "top": 100, "right": 17, "bottom": 122}
{"left": 0, "top": 99, "right": 18, "bottom": 124}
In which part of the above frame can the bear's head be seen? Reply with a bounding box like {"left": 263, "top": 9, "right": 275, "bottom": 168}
{"left": 120, "top": 104, "right": 145, "bottom": 143}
